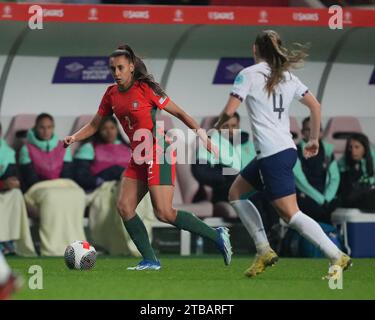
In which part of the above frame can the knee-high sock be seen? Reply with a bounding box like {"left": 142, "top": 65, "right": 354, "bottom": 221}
{"left": 0, "top": 252, "right": 11, "bottom": 284}
{"left": 173, "top": 210, "right": 219, "bottom": 243}
{"left": 288, "top": 211, "right": 341, "bottom": 261}
{"left": 231, "top": 200, "right": 270, "bottom": 254}
{"left": 123, "top": 215, "right": 157, "bottom": 262}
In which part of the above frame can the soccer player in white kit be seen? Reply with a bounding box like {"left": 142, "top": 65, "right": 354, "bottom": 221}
{"left": 215, "top": 30, "right": 352, "bottom": 278}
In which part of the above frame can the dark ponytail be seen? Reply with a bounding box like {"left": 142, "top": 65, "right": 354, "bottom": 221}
{"left": 110, "top": 44, "right": 166, "bottom": 97}
{"left": 255, "top": 30, "right": 309, "bottom": 97}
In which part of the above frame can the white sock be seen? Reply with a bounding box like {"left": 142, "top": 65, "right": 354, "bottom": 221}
{"left": 231, "top": 200, "right": 270, "bottom": 254}
{"left": 288, "top": 211, "right": 341, "bottom": 261}
{"left": 0, "top": 252, "right": 11, "bottom": 284}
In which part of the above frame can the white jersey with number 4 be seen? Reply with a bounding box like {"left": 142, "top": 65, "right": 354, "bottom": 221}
{"left": 231, "top": 61, "right": 309, "bottom": 159}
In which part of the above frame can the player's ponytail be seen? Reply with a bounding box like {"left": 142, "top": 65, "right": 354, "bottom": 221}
{"left": 255, "top": 30, "right": 309, "bottom": 96}
{"left": 110, "top": 44, "right": 167, "bottom": 98}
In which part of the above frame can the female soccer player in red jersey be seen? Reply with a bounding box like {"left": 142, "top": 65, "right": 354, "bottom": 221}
{"left": 64, "top": 44, "right": 232, "bottom": 270}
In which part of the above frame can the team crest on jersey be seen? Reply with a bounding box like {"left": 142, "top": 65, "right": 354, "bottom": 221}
{"left": 234, "top": 74, "right": 244, "bottom": 85}
{"left": 132, "top": 101, "right": 139, "bottom": 109}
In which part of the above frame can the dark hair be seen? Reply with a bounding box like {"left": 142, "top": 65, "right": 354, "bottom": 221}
{"left": 255, "top": 30, "right": 309, "bottom": 96}
{"left": 301, "top": 116, "right": 322, "bottom": 132}
{"left": 93, "top": 116, "right": 127, "bottom": 145}
{"left": 345, "top": 132, "right": 374, "bottom": 177}
{"left": 35, "top": 113, "right": 54, "bottom": 126}
{"left": 302, "top": 116, "right": 310, "bottom": 129}
{"left": 233, "top": 112, "right": 240, "bottom": 122}
{"left": 110, "top": 44, "right": 166, "bottom": 98}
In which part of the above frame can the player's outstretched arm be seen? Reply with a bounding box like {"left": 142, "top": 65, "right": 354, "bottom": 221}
{"left": 214, "top": 95, "right": 242, "bottom": 130}
{"left": 300, "top": 92, "right": 321, "bottom": 159}
{"left": 63, "top": 113, "right": 102, "bottom": 148}
{"left": 163, "top": 100, "right": 218, "bottom": 158}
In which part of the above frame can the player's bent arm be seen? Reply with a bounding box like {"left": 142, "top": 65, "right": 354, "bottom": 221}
{"left": 300, "top": 92, "right": 321, "bottom": 158}
{"left": 163, "top": 100, "right": 201, "bottom": 131}
{"left": 64, "top": 113, "right": 102, "bottom": 146}
{"left": 74, "top": 113, "right": 102, "bottom": 141}
{"left": 214, "top": 95, "right": 242, "bottom": 129}
{"left": 300, "top": 92, "right": 321, "bottom": 141}
{"left": 163, "top": 100, "right": 218, "bottom": 157}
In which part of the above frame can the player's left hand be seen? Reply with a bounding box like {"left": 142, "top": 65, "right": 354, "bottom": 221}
{"left": 303, "top": 139, "right": 319, "bottom": 159}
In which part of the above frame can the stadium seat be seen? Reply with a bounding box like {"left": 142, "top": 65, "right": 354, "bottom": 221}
{"left": 213, "top": 201, "right": 238, "bottom": 219}
{"left": 157, "top": 112, "right": 213, "bottom": 218}
{"left": 289, "top": 116, "right": 301, "bottom": 143}
{"left": 69, "top": 114, "right": 95, "bottom": 155}
{"left": 4, "top": 114, "right": 37, "bottom": 151}
{"left": 174, "top": 185, "right": 213, "bottom": 218}
{"left": 323, "top": 116, "right": 363, "bottom": 158}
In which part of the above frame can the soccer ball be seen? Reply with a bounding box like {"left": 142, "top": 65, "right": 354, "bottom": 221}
{"left": 64, "top": 241, "right": 96, "bottom": 270}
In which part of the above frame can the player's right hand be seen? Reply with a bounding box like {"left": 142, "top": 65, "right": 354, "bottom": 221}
{"left": 63, "top": 135, "right": 76, "bottom": 148}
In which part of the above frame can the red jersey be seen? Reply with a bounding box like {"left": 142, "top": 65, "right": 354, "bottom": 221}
{"left": 97, "top": 81, "right": 170, "bottom": 150}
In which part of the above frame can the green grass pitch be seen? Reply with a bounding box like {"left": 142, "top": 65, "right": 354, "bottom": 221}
{"left": 7, "top": 255, "right": 375, "bottom": 300}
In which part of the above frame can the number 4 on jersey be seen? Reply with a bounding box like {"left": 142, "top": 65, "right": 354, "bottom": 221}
{"left": 273, "top": 92, "right": 284, "bottom": 119}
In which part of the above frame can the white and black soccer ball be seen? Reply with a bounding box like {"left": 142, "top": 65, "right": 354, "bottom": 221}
{"left": 64, "top": 241, "right": 96, "bottom": 270}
